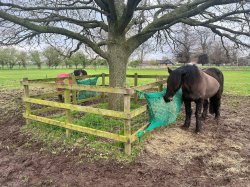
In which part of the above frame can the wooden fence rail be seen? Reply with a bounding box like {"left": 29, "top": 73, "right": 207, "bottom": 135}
{"left": 22, "top": 73, "right": 167, "bottom": 155}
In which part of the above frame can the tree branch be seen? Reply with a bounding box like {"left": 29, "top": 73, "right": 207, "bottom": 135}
{"left": 25, "top": 15, "right": 108, "bottom": 31}
{"left": 136, "top": 4, "right": 176, "bottom": 11}
{"left": 126, "top": 0, "right": 248, "bottom": 54}
{"left": 0, "top": 31, "right": 38, "bottom": 46}
{"left": 0, "top": 10, "right": 108, "bottom": 59}
{"left": 0, "top": 1, "right": 106, "bottom": 14}
{"left": 94, "top": 0, "right": 117, "bottom": 21}
{"left": 118, "top": 0, "right": 141, "bottom": 32}
{"left": 181, "top": 18, "right": 250, "bottom": 47}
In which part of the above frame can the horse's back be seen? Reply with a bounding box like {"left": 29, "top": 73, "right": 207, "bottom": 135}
{"left": 203, "top": 68, "right": 224, "bottom": 93}
{"left": 203, "top": 68, "right": 224, "bottom": 85}
{"left": 181, "top": 65, "right": 223, "bottom": 99}
{"left": 203, "top": 72, "right": 220, "bottom": 99}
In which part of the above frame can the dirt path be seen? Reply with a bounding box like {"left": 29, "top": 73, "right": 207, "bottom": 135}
{"left": 0, "top": 89, "right": 249, "bottom": 187}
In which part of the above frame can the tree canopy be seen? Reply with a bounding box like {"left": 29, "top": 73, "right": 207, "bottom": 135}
{"left": 0, "top": 0, "right": 249, "bottom": 58}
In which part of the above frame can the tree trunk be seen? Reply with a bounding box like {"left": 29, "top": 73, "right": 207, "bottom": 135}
{"left": 108, "top": 44, "right": 129, "bottom": 111}
{"left": 106, "top": 1, "right": 130, "bottom": 111}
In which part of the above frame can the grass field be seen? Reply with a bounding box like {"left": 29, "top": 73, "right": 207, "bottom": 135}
{"left": 0, "top": 67, "right": 249, "bottom": 96}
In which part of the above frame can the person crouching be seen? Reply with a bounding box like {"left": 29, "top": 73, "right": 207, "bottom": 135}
{"left": 56, "top": 69, "right": 87, "bottom": 102}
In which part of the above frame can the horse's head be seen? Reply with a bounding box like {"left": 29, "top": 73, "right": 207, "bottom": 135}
{"left": 73, "top": 69, "right": 87, "bottom": 77}
{"left": 163, "top": 67, "right": 182, "bottom": 103}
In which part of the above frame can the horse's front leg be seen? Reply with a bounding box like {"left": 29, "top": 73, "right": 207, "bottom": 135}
{"left": 201, "top": 99, "right": 209, "bottom": 120}
{"left": 195, "top": 99, "right": 204, "bottom": 133}
{"left": 182, "top": 99, "right": 192, "bottom": 129}
{"left": 58, "top": 94, "right": 64, "bottom": 102}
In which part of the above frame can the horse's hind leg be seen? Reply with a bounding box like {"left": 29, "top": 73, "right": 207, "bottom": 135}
{"left": 202, "top": 99, "right": 209, "bottom": 120}
{"left": 195, "top": 99, "right": 204, "bottom": 133}
{"left": 182, "top": 99, "right": 192, "bottom": 129}
{"left": 214, "top": 97, "right": 222, "bottom": 124}
{"left": 210, "top": 95, "right": 221, "bottom": 124}
{"left": 58, "top": 94, "right": 64, "bottom": 102}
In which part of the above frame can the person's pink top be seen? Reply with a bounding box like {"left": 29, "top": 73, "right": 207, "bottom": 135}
{"left": 56, "top": 73, "right": 72, "bottom": 91}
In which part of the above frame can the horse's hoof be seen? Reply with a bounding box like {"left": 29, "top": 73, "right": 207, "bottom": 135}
{"left": 195, "top": 128, "right": 202, "bottom": 134}
{"left": 201, "top": 116, "right": 206, "bottom": 121}
{"left": 215, "top": 117, "right": 220, "bottom": 125}
{"left": 195, "top": 130, "right": 202, "bottom": 134}
{"left": 181, "top": 125, "right": 189, "bottom": 130}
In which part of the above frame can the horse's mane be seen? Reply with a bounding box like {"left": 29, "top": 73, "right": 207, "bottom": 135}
{"left": 181, "top": 65, "right": 202, "bottom": 83}
{"left": 169, "top": 65, "right": 201, "bottom": 89}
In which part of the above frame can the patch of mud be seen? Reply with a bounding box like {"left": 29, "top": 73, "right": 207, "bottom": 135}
{"left": 139, "top": 95, "right": 250, "bottom": 186}
{"left": 0, "top": 90, "right": 249, "bottom": 187}
{"left": 0, "top": 89, "right": 24, "bottom": 127}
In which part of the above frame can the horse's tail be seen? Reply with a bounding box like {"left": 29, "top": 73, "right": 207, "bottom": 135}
{"left": 209, "top": 96, "right": 220, "bottom": 114}
{"left": 204, "top": 68, "right": 224, "bottom": 114}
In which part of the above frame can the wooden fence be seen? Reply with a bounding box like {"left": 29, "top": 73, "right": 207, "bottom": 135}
{"left": 21, "top": 73, "right": 167, "bottom": 155}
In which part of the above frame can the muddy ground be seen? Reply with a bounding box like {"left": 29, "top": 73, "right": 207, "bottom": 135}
{"left": 0, "top": 89, "right": 249, "bottom": 187}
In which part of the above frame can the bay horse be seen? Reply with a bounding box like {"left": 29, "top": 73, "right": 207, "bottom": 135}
{"left": 163, "top": 64, "right": 224, "bottom": 133}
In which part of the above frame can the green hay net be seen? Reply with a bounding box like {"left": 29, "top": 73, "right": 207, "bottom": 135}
{"left": 136, "top": 88, "right": 183, "bottom": 138}
{"left": 77, "top": 76, "right": 100, "bottom": 100}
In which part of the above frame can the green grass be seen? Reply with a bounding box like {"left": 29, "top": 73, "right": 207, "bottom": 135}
{"left": 0, "top": 66, "right": 249, "bottom": 96}
{"left": 12, "top": 66, "right": 249, "bottom": 160}
{"left": 21, "top": 104, "right": 148, "bottom": 161}
{"left": 223, "top": 71, "right": 250, "bottom": 96}
{"left": 0, "top": 68, "right": 108, "bottom": 89}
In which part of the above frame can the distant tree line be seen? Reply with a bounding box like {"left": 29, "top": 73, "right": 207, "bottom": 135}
{"left": 129, "top": 24, "right": 250, "bottom": 67}
{"left": 0, "top": 46, "right": 108, "bottom": 69}
{"left": 171, "top": 25, "right": 249, "bottom": 66}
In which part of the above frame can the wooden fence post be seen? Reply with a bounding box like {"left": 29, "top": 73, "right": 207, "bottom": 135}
{"left": 23, "top": 78, "right": 31, "bottom": 125}
{"left": 64, "top": 78, "right": 72, "bottom": 137}
{"left": 124, "top": 94, "right": 131, "bottom": 155}
{"left": 101, "top": 73, "right": 105, "bottom": 98}
{"left": 72, "top": 75, "right": 77, "bottom": 105}
{"left": 134, "top": 73, "right": 138, "bottom": 87}
{"left": 102, "top": 73, "right": 105, "bottom": 86}
{"left": 159, "top": 76, "right": 163, "bottom": 91}
{"left": 134, "top": 73, "right": 138, "bottom": 104}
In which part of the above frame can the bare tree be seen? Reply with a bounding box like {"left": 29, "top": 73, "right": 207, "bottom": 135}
{"left": 229, "top": 44, "right": 240, "bottom": 65}
{"left": 64, "top": 58, "right": 72, "bottom": 68}
{"left": 196, "top": 28, "right": 213, "bottom": 54}
{"left": 70, "top": 51, "right": 86, "bottom": 69}
{"left": 172, "top": 24, "right": 195, "bottom": 64}
{"left": 131, "top": 40, "right": 154, "bottom": 65}
{"left": 208, "top": 41, "right": 230, "bottom": 65}
{"left": 0, "top": 0, "right": 249, "bottom": 110}
{"left": 1, "top": 47, "right": 18, "bottom": 69}
{"left": 43, "top": 47, "right": 62, "bottom": 69}
{"left": 30, "top": 51, "right": 42, "bottom": 69}
{"left": 192, "top": 28, "right": 213, "bottom": 65}
{"left": 16, "top": 51, "right": 28, "bottom": 69}
{"left": 0, "top": 48, "right": 8, "bottom": 68}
